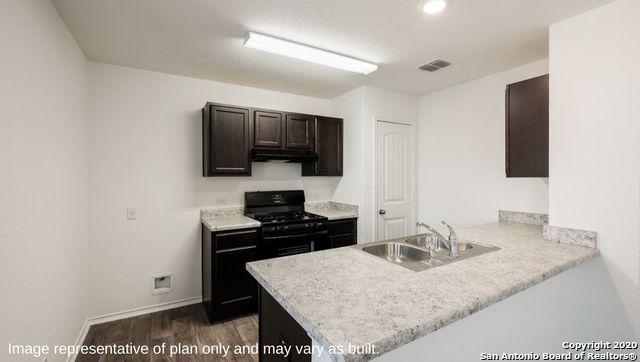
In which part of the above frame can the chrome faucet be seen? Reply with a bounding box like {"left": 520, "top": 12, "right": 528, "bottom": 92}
{"left": 416, "top": 220, "right": 459, "bottom": 258}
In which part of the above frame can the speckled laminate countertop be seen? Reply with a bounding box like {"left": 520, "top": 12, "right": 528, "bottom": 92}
{"left": 305, "top": 201, "right": 358, "bottom": 220}
{"left": 201, "top": 201, "right": 358, "bottom": 232}
{"left": 246, "top": 221, "right": 599, "bottom": 362}
{"left": 201, "top": 207, "right": 260, "bottom": 232}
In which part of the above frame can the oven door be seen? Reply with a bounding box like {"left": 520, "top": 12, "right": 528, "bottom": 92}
{"left": 261, "top": 230, "right": 329, "bottom": 259}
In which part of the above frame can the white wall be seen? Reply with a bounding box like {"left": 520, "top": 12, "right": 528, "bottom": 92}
{"left": 0, "top": 0, "right": 88, "bottom": 360}
{"left": 376, "top": 258, "right": 636, "bottom": 361}
{"left": 330, "top": 88, "right": 365, "bottom": 206}
{"left": 417, "top": 60, "right": 550, "bottom": 228}
{"left": 549, "top": 0, "right": 640, "bottom": 335}
{"left": 362, "top": 88, "right": 419, "bottom": 242}
{"left": 87, "top": 62, "right": 341, "bottom": 316}
{"left": 330, "top": 88, "right": 366, "bottom": 239}
{"left": 330, "top": 87, "right": 420, "bottom": 243}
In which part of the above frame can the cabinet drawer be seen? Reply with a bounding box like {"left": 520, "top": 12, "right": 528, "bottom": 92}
{"left": 331, "top": 234, "right": 356, "bottom": 248}
{"left": 214, "top": 229, "right": 258, "bottom": 251}
{"left": 328, "top": 219, "right": 356, "bottom": 235}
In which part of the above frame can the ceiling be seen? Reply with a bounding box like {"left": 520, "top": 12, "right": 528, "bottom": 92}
{"left": 52, "top": 0, "right": 612, "bottom": 99}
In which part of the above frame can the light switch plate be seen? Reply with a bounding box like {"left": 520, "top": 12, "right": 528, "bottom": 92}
{"left": 127, "top": 206, "right": 137, "bottom": 220}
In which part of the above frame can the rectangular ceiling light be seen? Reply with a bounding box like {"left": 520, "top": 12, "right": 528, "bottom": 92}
{"left": 244, "top": 31, "right": 378, "bottom": 75}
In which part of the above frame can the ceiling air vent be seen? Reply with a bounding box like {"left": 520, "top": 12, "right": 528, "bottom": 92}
{"left": 419, "top": 59, "right": 451, "bottom": 72}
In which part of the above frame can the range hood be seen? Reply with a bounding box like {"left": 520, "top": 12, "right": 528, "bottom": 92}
{"left": 251, "top": 148, "right": 318, "bottom": 163}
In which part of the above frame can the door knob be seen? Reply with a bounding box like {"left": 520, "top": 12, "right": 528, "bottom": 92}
{"left": 378, "top": 209, "right": 386, "bottom": 215}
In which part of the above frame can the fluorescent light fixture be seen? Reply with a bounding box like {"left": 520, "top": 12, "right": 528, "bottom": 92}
{"left": 244, "top": 31, "right": 378, "bottom": 75}
{"left": 422, "top": 0, "right": 447, "bottom": 14}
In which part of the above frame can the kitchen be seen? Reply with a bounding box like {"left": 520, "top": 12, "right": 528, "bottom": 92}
{"left": 1, "top": 0, "right": 638, "bottom": 361}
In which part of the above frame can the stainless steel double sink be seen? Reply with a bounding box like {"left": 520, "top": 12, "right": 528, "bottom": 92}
{"left": 355, "top": 234, "right": 499, "bottom": 272}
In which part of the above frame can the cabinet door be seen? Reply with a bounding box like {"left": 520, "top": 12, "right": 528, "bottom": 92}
{"left": 254, "top": 110, "right": 283, "bottom": 148}
{"left": 203, "top": 104, "right": 251, "bottom": 176}
{"left": 505, "top": 74, "right": 549, "bottom": 177}
{"left": 313, "top": 117, "right": 343, "bottom": 176}
{"left": 260, "top": 287, "right": 311, "bottom": 362}
{"left": 213, "top": 245, "right": 258, "bottom": 320}
{"left": 285, "top": 113, "right": 314, "bottom": 149}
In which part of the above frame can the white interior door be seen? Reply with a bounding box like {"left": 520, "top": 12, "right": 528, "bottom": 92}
{"left": 376, "top": 121, "right": 414, "bottom": 241}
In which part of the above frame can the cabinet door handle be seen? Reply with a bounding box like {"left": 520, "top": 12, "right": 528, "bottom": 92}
{"left": 215, "top": 245, "right": 257, "bottom": 253}
{"left": 218, "top": 229, "right": 257, "bottom": 237}
{"left": 378, "top": 209, "right": 386, "bottom": 215}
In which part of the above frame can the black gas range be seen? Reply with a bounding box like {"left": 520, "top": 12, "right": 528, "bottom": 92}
{"left": 245, "top": 190, "right": 329, "bottom": 258}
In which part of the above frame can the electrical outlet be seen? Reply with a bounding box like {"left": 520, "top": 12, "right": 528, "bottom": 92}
{"left": 152, "top": 273, "right": 172, "bottom": 295}
{"left": 127, "top": 206, "right": 137, "bottom": 220}
{"left": 215, "top": 197, "right": 227, "bottom": 205}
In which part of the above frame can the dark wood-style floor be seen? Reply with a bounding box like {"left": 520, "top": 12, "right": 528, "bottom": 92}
{"left": 77, "top": 304, "right": 258, "bottom": 361}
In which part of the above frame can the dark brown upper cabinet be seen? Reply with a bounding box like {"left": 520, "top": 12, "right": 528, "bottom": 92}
{"left": 203, "top": 102, "right": 343, "bottom": 177}
{"left": 303, "top": 116, "right": 343, "bottom": 176}
{"left": 202, "top": 103, "right": 251, "bottom": 176}
{"left": 505, "top": 74, "right": 549, "bottom": 177}
{"left": 253, "top": 110, "right": 283, "bottom": 148}
{"left": 285, "top": 113, "right": 314, "bottom": 150}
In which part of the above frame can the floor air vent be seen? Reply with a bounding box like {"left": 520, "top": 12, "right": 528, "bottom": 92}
{"left": 419, "top": 59, "right": 451, "bottom": 72}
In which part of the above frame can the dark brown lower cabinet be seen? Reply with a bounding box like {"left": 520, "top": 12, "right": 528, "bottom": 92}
{"left": 259, "top": 287, "right": 311, "bottom": 362}
{"left": 202, "top": 219, "right": 356, "bottom": 322}
{"left": 329, "top": 218, "right": 357, "bottom": 248}
{"left": 202, "top": 227, "right": 259, "bottom": 322}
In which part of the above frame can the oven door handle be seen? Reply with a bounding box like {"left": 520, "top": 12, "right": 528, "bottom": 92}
{"left": 263, "top": 230, "right": 328, "bottom": 240}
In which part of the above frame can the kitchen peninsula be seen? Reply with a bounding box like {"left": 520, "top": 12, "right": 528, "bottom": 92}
{"left": 246, "top": 216, "right": 622, "bottom": 361}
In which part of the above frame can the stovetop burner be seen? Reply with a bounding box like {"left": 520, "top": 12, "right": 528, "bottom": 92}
{"left": 247, "top": 211, "right": 324, "bottom": 225}
{"left": 244, "top": 191, "right": 329, "bottom": 252}
{"left": 244, "top": 190, "right": 328, "bottom": 237}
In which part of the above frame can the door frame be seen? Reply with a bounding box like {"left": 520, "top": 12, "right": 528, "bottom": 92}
{"left": 374, "top": 119, "right": 416, "bottom": 241}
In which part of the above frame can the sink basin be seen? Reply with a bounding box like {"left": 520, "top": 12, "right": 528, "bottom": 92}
{"left": 362, "top": 242, "right": 430, "bottom": 263}
{"left": 356, "top": 234, "right": 500, "bottom": 272}
{"left": 403, "top": 234, "right": 431, "bottom": 249}
{"left": 404, "top": 235, "right": 474, "bottom": 252}
{"left": 403, "top": 236, "right": 429, "bottom": 248}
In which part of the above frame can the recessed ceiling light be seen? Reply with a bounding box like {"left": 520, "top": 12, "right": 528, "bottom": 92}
{"left": 422, "top": 0, "right": 447, "bottom": 14}
{"left": 243, "top": 31, "right": 378, "bottom": 75}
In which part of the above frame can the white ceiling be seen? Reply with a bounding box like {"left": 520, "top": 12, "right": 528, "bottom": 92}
{"left": 52, "top": 0, "right": 612, "bottom": 99}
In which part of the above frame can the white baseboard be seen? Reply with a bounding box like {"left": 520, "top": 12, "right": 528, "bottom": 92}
{"left": 68, "top": 296, "right": 202, "bottom": 362}
{"left": 87, "top": 296, "right": 202, "bottom": 325}
{"left": 68, "top": 319, "right": 91, "bottom": 362}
